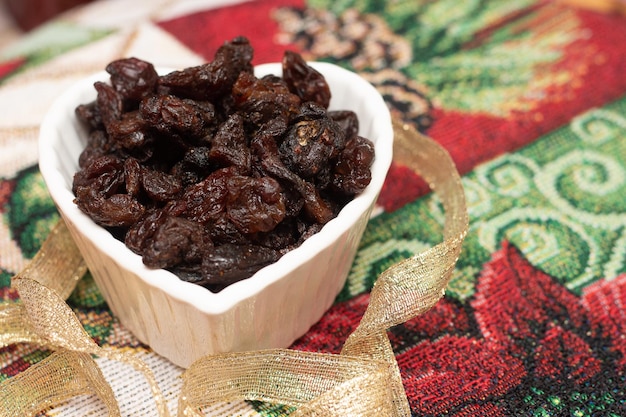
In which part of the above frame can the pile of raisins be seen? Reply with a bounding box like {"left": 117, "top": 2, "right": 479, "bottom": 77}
{"left": 73, "top": 36, "right": 375, "bottom": 292}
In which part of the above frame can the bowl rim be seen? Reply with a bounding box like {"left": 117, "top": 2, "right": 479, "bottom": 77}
{"left": 38, "top": 61, "right": 393, "bottom": 315}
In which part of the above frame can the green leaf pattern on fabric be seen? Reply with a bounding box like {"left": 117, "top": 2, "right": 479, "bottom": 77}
{"left": 304, "top": 0, "right": 578, "bottom": 115}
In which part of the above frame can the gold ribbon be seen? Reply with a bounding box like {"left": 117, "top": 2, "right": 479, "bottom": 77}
{"left": 0, "top": 121, "right": 468, "bottom": 416}
{"left": 1, "top": 223, "right": 170, "bottom": 417}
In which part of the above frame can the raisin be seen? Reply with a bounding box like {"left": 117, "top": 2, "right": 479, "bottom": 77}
{"left": 168, "top": 146, "right": 213, "bottom": 187}
{"left": 108, "top": 110, "right": 149, "bottom": 150}
{"left": 282, "top": 50, "right": 331, "bottom": 108}
{"left": 95, "top": 81, "right": 123, "bottom": 131}
{"left": 140, "top": 94, "right": 206, "bottom": 139}
{"left": 279, "top": 103, "right": 345, "bottom": 179}
{"left": 141, "top": 167, "right": 182, "bottom": 202}
{"left": 252, "top": 218, "right": 298, "bottom": 252}
{"left": 199, "top": 243, "right": 280, "bottom": 288}
{"left": 209, "top": 113, "right": 251, "bottom": 173}
{"left": 297, "top": 221, "right": 324, "bottom": 244}
{"left": 174, "top": 167, "right": 235, "bottom": 224}
{"left": 125, "top": 208, "right": 167, "bottom": 254}
{"left": 257, "top": 115, "right": 289, "bottom": 139}
{"left": 183, "top": 146, "right": 213, "bottom": 171}
{"left": 75, "top": 101, "right": 103, "bottom": 131}
{"left": 159, "top": 36, "right": 253, "bottom": 101}
{"left": 226, "top": 175, "right": 286, "bottom": 234}
{"left": 188, "top": 100, "right": 216, "bottom": 127}
{"left": 78, "top": 130, "right": 111, "bottom": 168}
{"left": 205, "top": 213, "right": 247, "bottom": 245}
{"left": 75, "top": 187, "right": 145, "bottom": 227}
{"left": 329, "top": 110, "right": 359, "bottom": 142}
{"left": 251, "top": 132, "right": 333, "bottom": 224}
{"left": 332, "top": 136, "right": 375, "bottom": 195}
{"left": 106, "top": 57, "right": 158, "bottom": 104}
{"left": 124, "top": 157, "right": 142, "bottom": 197}
{"left": 142, "top": 215, "right": 211, "bottom": 269}
{"left": 73, "top": 154, "right": 124, "bottom": 197}
{"left": 170, "top": 161, "right": 202, "bottom": 187}
{"left": 233, "top": 71, "right": 300, "bottom": 126}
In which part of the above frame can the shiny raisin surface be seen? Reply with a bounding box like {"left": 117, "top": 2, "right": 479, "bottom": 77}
{"left": 73, "top": 37, "right": 375, "bottom": 292}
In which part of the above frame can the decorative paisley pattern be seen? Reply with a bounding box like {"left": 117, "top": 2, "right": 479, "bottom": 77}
{"left": 571, "top": 108, "right": 626, "bottom": 145}
{"left": 479, "top": 208, "right": 598, "bottom": 288}
{"left": 473, "top": 154, "right": 539, "bottom": 198}
{"left": 471, "top": 106, "right": 625, "bottom": 292}
{"left": 353, "top": 100, "right": 626, "bottom": 301}
{"left": 538, "top": 150, "right": 624, "bottom": 220}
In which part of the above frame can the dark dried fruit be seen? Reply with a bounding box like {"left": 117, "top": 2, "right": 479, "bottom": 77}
{"left": 173, "top": 167, "right": 234, "bottom": 224}
{"left": 75, "top": 187, "right": 145, "bottom": 227}
{"left": 73, "top": 37, "right": 374, "bottom": 292}
{"left": 226, "top": 175, "right": 285, "bottom": 234}
{"left": 124, "top": 157, "right": 142, "bottom": 197}
{"left": 159, "top": 36, "right": 254, "bottom": 101}
{"left": 140, "top": 94, "right": 206, "bottom": 139}
{"left": 279, "top": 102, "right": 345, "bottom": 179}
{"left": 251, "top": 132, "right": 334, "bottom": 224}
{"left": 332, "top": 136, "right": 375, "bottom": 195}
{"left": 106, "top": 57, "right": 159, "bottom": 103}
{"left": 78, "top": 130, "right": 112, "bottom": 168}
{"left": 142, "top": 215, "right": 211, "bottom": 269}
{"left": 282, "top": 50, "right": 331, "bottom": 108}
{"left": 125, "top": 208, "right": 167, "bottom": 254}
{"left": 75, "top": 101, "right": 103, "bottom": 131}
{"left": 141, "top": 167, "right": 182, "bottom": 202}
{"left": 108, "top": 111, "right": 149, "bottom": 150}
{"left": 199, "top": 243, "right": 280, "bottom": 288}
{"left": 95, "top": 81, "right": 123, "bottom": 130}
{"left": 209, "top": 113, "right": 251, "bottom": 173}
{"left": 73, "top": 154, "right": 124, "bottom": 196}
{"left": 329, "top": 110, "right": 359, "bottom": 142}
{"left": 233, "top": 71, "right": 300, "bottom": 125}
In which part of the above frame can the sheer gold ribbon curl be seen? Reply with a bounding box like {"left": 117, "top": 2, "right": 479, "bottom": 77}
{"left": 0, "top": 121, "right": 468, "bottom": 416}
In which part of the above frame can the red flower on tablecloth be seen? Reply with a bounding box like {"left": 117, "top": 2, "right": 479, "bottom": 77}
{"left": 532, "top": 325, "right": 601, "bottom": 383}
{"left": 397, "top": 335, "right": 523, "bottom": 416}
{"left": 472, "top": 240, "right": 588, "bottom": 355}
{"left": 291, "top": 241, "right": 626, "bottom": 414}
{"left": 582, "top": 276, "right": 626, "bottom": 374}
{"left": 471, "top": 241, "right": 614, "bottom": 387}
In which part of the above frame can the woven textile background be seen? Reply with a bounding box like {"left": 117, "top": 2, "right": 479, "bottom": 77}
{"left": 1, "top": 0, "right": 625, "bottom": 415}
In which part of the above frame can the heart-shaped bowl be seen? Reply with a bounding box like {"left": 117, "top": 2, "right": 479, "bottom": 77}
{"left": 38, "top": 62, "right": 393, "bottom": 368}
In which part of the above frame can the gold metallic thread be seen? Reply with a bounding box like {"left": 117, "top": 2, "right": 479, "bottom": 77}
{"left": 0, "top": 122, "right": 468, "bottom": 416}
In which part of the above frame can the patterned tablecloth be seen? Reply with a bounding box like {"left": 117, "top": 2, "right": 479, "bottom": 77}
{"left": 1, "top": 0, "right": 625, "bottom": 415}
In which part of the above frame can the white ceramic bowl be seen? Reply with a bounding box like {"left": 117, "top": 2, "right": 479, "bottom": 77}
{"left": 38, "top": 62, "right": 393, "bottom": 368}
